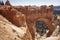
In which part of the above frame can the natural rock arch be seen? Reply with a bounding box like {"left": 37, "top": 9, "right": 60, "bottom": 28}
{"left": 35, "top": 18, "right": 56, "bottom": 37}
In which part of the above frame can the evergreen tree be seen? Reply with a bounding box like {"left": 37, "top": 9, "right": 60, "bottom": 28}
{"left": 5, "top": 0, "right": 11, "bottom": 6}
{"left": 1, "top": 1, "right": 4, "bottom": 5}
{"left": 0, "top": 0, "right": 2, "bottom": 5}
{"left": 0, "top": 0, "right": 4, "bottom": 5}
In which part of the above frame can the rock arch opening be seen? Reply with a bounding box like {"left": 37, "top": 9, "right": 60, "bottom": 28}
{"left": 36, "top": 21, "right": 49, "bottom": 36}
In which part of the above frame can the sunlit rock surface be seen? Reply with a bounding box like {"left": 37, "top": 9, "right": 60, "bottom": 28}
{"left": 0, "top": 15, "right": 32, "bottom": 40}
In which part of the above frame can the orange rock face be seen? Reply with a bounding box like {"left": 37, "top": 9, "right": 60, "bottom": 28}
{"left": 0, "top": 7, "right": 25, "bottom": 27}
{"left": 0, "top": 5, "right": 56, "bottom": 40}
{"left": 15, "top": 5, "right": 56, "bottom": 40}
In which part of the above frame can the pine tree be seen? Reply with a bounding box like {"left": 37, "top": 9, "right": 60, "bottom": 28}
{"left": 0, "top": 0, "right": 4, "bottom": 5}
{"left": 5, "top": 0, "right": 11, "bottom": 6}
{"left": 0, "top": 0, "right": 2, "bottom": 5}
{"left": 1, "top": 1, "right": 4, "bottom": 5}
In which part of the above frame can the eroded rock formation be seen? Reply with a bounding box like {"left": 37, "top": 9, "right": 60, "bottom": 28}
{"left": 0, "top": 14, "right": 32, "bottom": 40}
{"left": 0, "top": 4, "right": 58, "bottom": 40}
{"left": 14, "top": 5, "right": 56, "bottom": 39}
